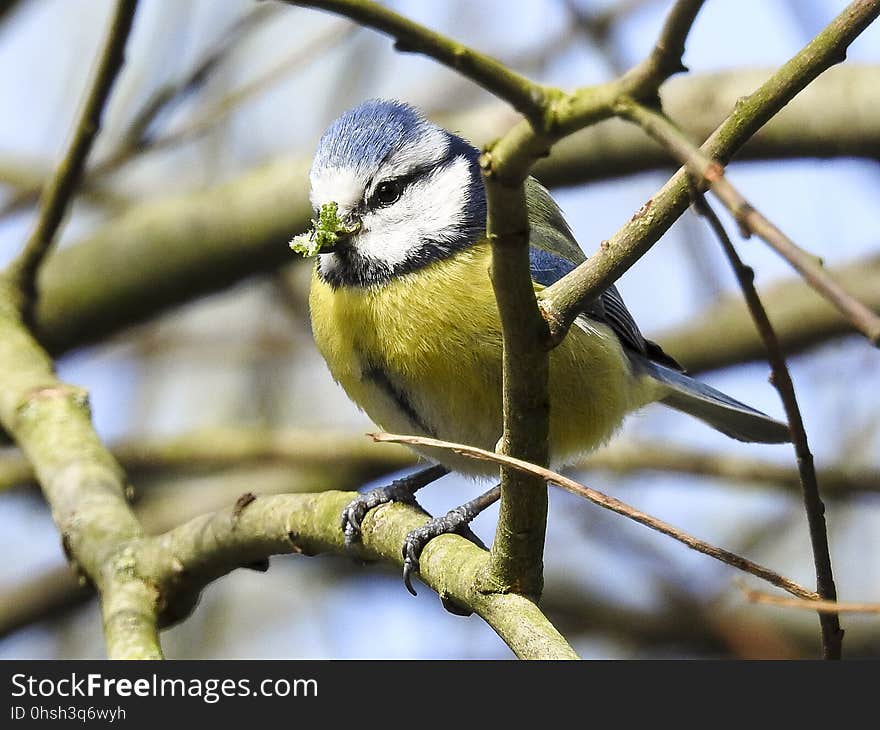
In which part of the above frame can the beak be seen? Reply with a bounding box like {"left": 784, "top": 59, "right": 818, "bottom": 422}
{"left": 328, "top": 215, "right": 361, "bottom": 251}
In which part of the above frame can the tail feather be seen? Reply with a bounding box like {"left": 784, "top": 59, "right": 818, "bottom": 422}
{"left": 634, "top": 358, "right": 791, "bottom": 444}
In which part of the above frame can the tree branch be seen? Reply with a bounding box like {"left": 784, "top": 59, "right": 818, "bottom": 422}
{"left": 616, "top": 99, "right": 880, "bottom": 345}
{"left": 136, "top": 490, "right": 578, "bottom": 659}
{"left": 531, "top": 65, "right": 880, "bottom": 185}
{"left": 0, "top": 461, "right": 384, "bottom": 639}
{"left": 0, "top": 0, "right": 161, "bottom": 660}
{"left": 0, "top": 290, "right": 160, "bottom": 658}
{"left": 657, "top": 253, "right": 880, "bottom": 374}
{"left": 693, "top": 197, "right": 842, "bottom": 658}
{"left": 21, "top": 67, "right": 877, "bottom": 358}
{"left": 372, "top": 432, "right": 818, "bottom": 601}
{"left": 742, "top": 587, "right": 880, "bottom": 615}
{"left": 580, "top": 441, "right": 880, "bottom": 497}
{"left": 538, "top": 0, "right": 880, "bottom": 342}
{"left": 482, "top": 0, "right": 697, "bottom": 596}
{"left": 0, "top": 10, "right": 349, "bottom": 220}
{"left": 286, "top": 0, "right": 549, "bottom": 124}
{"left": 6, "top": 0, "right": 138, "bottom": 316}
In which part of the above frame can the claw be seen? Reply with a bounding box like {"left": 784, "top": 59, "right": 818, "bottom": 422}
{"left": 339, "top": 465, "right": 449, "bottom": 549}
{"left": 397, "top": 485, "right": 501, "bottom": 598}
{"left": 402, "top": 543, "right": 420, "bottom": 596}
{"left": 341, "top": 500, "right": 368, "bottom": 547}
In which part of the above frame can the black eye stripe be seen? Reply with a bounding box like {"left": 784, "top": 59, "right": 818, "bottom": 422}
{"left": 367, "top": 154, "right": 460, "bottom": 209}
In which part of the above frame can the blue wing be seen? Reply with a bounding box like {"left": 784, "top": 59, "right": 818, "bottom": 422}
{"left": 529, "top": 246, "right": 577, "bottom": 287}
{"left": 525, "top": 179, "right": 788, "bottom": 443}
{"left": 526, "top": 178, "right": 680, "bottom": 368}
{"left": 528, "top": 243, "right": 673, "bottom": 364}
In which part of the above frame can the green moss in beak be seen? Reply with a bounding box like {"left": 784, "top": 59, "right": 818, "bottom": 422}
{"left": 289, "top": 201, "right": 360, "bottom": 257}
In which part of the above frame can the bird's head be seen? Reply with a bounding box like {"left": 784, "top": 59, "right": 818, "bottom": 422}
{"left": 306, "top": 99, "right": 486, "bottom": 287}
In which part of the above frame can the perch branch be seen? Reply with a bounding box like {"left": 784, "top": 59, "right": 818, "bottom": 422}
{"left": 137, "top": 490, "right": 579, "bottom": 659}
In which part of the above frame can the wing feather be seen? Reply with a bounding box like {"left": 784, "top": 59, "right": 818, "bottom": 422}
{"left": 526, "top": 177, "right": 681, "bottom": 368}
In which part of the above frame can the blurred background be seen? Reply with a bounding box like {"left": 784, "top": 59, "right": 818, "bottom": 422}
{"left": 0, "top": 0, "right": 878, "bottom": 658}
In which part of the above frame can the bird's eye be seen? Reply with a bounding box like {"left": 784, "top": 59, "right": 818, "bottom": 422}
{"left": 373, "top": 180, "right": 402, "bottom": 207}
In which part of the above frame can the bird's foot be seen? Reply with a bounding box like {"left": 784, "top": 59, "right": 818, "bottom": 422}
{"left": 341, "top": 465, "right": 448, "bottom": 547}
{"left": 401, "top": 485, "right": 500, "bottom": 596}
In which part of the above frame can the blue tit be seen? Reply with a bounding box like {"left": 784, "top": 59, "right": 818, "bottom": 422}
{"left": 300, "top": 99, "right": 789, "bottom": 591}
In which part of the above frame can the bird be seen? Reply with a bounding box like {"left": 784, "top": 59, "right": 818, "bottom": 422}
{"left": 295, "top": 98, "right": 789, "bottom": 594}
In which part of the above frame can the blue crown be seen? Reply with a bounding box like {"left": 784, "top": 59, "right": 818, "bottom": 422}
{"left": 313, "top": 99, "right": 437, "bottom": 174}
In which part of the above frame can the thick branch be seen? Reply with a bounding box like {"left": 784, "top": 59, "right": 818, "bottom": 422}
{"left": 0, "top": 287, "right": 159, "bottom": 658}
{"left": 0, "top": 461, "right": 383, "bottom": 638}
{"left": 481, "top": 175, "right": 551, "bottom": 597}
{"left": 137, "top": 490, "right": 579, "bottom": 660}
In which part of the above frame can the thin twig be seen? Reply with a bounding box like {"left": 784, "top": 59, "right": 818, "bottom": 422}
{"left": 579, "top": 441, "right": 880, "bottom": 497}
{"left": 616, "top": 99, "right": 880, "bottom": 346}
{"left": 144, "top": 21, "right": 356, "bottom": 154}
{"left": 692, "top": 197, "right": 843, "bottom": 659}
{"left": 6, "top": 0, "right": 139, "bottom": 312}
{"left": 288, "top": 0, "right": 549, "bottom": 124}
{"left": 741, "top": 585, "right": 880, "bottom": 615}
{"left": 0, "top": 4, "right": 281, "bottom": 219}
{"left": 370, "top": 432, "right": 818, "bottom": 601}
{"left": 104, "top": 5, "right": 279, "bottom": 162}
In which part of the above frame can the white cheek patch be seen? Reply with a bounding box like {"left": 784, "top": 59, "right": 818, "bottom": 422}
{"left": 354, "top": 154, "right": 473, "bottom": 268}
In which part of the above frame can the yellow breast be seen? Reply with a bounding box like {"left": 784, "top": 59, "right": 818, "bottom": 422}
{"left": 308, "top": 242, "right": 646, "bottom": 475}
